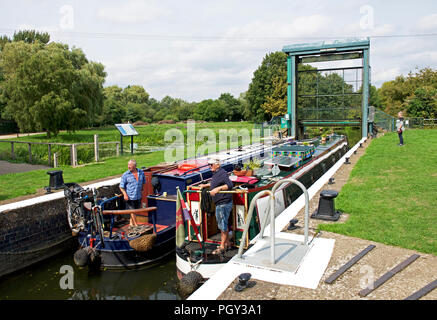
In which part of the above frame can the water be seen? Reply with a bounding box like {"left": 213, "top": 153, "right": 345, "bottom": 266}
{"left": 0, "top": 249, "right": 182, "bottom": 300}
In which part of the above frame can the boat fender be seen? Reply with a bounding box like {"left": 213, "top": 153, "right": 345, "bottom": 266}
{"left": 151, "top": 176, "right": 161, "bottom": 193}
{"left": 88, "top": 249, "right": 101, "bottom": 271}
{"left": 178, "top": 271, "right": 204, "bottom": 297}
{"left": 129, "top": 233, "right": 156, "bottom": 252}
{"left": 73, "top": 247, "right": 90, "bottom": 267}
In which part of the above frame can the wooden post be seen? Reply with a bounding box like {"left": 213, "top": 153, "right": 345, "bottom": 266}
{"left": 94, "top": 134, "right": 99, "bottom": 162}
{"left": 28, "top": 143, "right": 32, "bottom": 163}
{"left": 11, "top": 142, "right": 14, "bottom": 159}
{"left": 53, "top": 152, "right": 58, "bottom": 168}
{"left": 71, "top": 144, "right": 77, "bottom": 167}
{"left": 48, "top": 144, "right": 52, "bottom": 166}
{"left": 116, "top": 142, "right": 120, "bottom": 157}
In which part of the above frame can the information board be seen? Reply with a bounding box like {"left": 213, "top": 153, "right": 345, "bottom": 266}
{"left": 115, "top": 124, "right": 139, "bottom": 136}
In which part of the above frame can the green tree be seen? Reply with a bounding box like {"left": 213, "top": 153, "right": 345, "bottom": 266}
{"left": 218, "top": 93, "right": 244, "bottom": 121}
{"left": 0, "top": 40, "right": 106, "bottom": 136}
{"left": 246, "top": 51, "right": 287, "bottom": 122}
{"left": 13, "top": 30, "right": 50, "bottom": 44}
{"left": 406, "top": 86, "right": 437, "bottom": 118}
{"left": 261, "top": 75, "right": 287, "bottom": 117}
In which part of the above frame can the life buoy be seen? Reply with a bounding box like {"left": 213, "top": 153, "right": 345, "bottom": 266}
{"left": 178, "top": 163, "right": 198, "bottom": 172}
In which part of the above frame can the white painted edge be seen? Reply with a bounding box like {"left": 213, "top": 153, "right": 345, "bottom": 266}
{"left": 187, "top": 137, "right": 366, "bottom": 300}
{"left": 187, "top": 233, "right": 335, "bottom": 300}
{"left": 0, "top": 177, "right": 121, "bottom": 213}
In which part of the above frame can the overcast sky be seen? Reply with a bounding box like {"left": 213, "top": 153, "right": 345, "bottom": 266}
{"left": 1, "top": 0, "right": 437, "bottom": 102}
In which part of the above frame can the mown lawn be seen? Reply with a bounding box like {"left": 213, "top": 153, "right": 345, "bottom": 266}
{"left": 319, "top": 129, "right": 437, "bottom": 255}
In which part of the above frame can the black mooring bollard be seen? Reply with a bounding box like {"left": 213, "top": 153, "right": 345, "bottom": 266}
{"left": 45, "top": 170, "right": 64, "bottom": 193}
{"left": 345, "top": 157, "right": 351, "bottom": 164}
{"left": 311, "top": 190, "right": 341, "bottom": 221}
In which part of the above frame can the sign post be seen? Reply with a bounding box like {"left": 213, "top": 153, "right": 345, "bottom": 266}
{"left": 115, "top": 123, "right": 139, "bottom": 155}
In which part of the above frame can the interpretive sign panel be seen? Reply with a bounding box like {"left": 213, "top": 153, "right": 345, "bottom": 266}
{"left": 115, "top": 124, "right": 139, "bottom": 136}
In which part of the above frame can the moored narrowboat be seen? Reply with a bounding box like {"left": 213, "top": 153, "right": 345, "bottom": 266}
{"left": 175, "top": 133, "right": 348, "bottom": 282}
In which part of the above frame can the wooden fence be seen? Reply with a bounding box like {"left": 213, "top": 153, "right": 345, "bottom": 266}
{"left": 0, "top": 134, "right": 120, "bottom": 167}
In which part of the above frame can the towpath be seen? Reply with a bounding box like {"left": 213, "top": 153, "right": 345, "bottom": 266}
{"left": 218, "top": 137, "right": 437, "bottom": 300}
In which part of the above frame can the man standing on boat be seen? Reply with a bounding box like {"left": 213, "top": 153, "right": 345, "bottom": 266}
{"left": 199, "top": 158, "right": 233, "bottom": 255}
{"left": 120, "top": 159, "right": 146, "bottom": 227}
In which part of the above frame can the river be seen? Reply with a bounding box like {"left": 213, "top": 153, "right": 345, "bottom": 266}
{"left": 0, "top": 248, "right": 181, "bottom": 300}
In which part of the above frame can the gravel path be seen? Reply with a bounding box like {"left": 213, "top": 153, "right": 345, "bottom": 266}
{"left": 0, "top": 160, "right": 51, "bottom": 175}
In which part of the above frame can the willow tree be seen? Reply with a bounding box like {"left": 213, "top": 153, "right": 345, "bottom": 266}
{"left": 0, "top": 40, "right": 106, "bottom": 136}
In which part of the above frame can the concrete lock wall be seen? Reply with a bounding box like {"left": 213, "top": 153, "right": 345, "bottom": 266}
{"left": 0, "top": 182, "right": 120, "bottom": 279}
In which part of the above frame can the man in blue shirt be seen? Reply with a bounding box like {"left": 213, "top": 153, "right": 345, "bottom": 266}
{"left": 119, "top": 159, "right": 146, "bottom": 226}
{"left": 199, "top": 158, "right": 233, "bottom": 255}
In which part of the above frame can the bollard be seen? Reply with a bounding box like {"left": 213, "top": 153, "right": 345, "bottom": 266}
{"left": 311, "top": 190, "right": 341, "bottom": 221}
{"left": 45, "top": 170, "right": 64, "bottom": 193}
{"left": 345, "top": 157, "right": 351, "bottom": 164}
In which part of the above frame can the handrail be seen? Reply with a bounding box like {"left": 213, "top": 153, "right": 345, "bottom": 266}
{"left": 237, "top": 190, "right": 276, "bottom": 264}
{"left": 101, "top": 207, "right": 157, "bottom": 216}
{"left": 267, "top": 178, "right": 309, "bottom": 245}
{"left": 236, "top": 177, "right": 310, "bottom": 265}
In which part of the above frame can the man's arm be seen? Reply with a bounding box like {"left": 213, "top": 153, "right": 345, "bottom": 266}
{"left": 209, "top": 184, "right": 228, "bottom": 196}
{"left": 120, "top": 186, "right": 129, "bottom": 201}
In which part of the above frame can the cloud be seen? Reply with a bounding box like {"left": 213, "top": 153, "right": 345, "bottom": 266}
{"left": 96, "top": 1, "right": 168, "bottom": 24}
{"left": 372, "top": 67, "right": 401, "bottom": 83}
{"left": 103, "top": 14, "right": 371, "bottom": 101}
{"left": 417, "top": 13, "right": 437, "bottom": 31}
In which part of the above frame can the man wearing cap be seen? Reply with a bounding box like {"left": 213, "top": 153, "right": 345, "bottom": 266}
{"left": 199, "top": 158, "right": 233, "bottom": 254}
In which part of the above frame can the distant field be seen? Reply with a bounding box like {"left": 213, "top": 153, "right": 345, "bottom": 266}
{"left": 320, "top": 129, "right": 437, "bottom": 255}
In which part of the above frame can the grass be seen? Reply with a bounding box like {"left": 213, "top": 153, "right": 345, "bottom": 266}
{"left": 319, "top": 129, "right": 437, "bottom": 255}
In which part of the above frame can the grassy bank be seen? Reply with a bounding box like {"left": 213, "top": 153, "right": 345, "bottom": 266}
{"left": 319, "top": 129, "right": 437, "bottom": 255}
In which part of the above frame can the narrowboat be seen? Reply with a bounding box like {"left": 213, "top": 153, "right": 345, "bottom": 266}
{"left": 64, "top": 139, "right": 292, "bottom": 270}
{"left": 175, "top": 133, "right": 348, "bottom": 281}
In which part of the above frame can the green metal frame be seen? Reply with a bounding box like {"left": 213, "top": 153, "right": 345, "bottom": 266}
{"left": 282, "top": 38, "right": 370, "bottom": 138}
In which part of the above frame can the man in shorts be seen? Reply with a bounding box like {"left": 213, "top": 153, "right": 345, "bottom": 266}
{"left": 199, "top": 158, "right": 233, "bottom": 254}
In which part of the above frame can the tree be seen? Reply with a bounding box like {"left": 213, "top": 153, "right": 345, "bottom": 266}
{"left": 13, "top": 30, "right": 50, "bottom": 45}
{"left": 377, "top": 67, "right": 437, "bottom": 117}
{"left": 122, "top": 85, "right": 149, "bottom": 104}
{"left": 0, "top": 40, "right": 106, "bottom": 136}
{"left": 406, "top": 86, "right": 437, "bottom": 118}
{"left": 261, "top": 75, "right": 287, "bottom": 117}
{"left": 218, "top": 93, "right": 244, "bottom": 121}
{"left": 246, "top": 51, "right": 287, "bottom": 122}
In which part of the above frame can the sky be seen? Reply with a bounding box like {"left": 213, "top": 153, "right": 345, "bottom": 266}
{"left": 1, "top": 0, "right": 437, "bottom": 102}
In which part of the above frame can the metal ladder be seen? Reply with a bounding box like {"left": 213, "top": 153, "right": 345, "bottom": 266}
{"left": 236, "top": 178, "right": 310, "bottom": 266}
